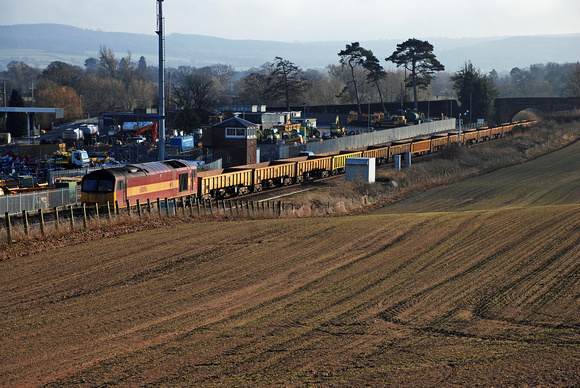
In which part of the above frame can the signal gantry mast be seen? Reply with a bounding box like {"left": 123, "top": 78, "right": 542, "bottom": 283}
{"left": 156, "top": 0, "right": 165, "bottom": 161}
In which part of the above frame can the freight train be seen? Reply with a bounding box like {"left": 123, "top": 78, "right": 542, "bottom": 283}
{"left": 81, "top": 120, "right": 536, "bottom": 206}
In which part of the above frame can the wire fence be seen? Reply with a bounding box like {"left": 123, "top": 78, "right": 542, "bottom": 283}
{"left": 0, "top": 187, "right": 79, "bottom": 215}
{"left": 0, "top": 196, "right": 312, "bottom": 244}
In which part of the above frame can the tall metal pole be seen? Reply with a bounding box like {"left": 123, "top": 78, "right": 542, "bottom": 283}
{"left": 157, "top": 0, "right": 165, "bottom": 161}
{"left": 302, "top": 103, "right": 306, "bottom": 135}
{"left": 367, "top": 98, "right": 370, "bottom": 132}
{"left": 458, "top": 113, "right": 462, "bottom": 144}
{"left": 2, "top": 80, "right": 6, "bottom": 133}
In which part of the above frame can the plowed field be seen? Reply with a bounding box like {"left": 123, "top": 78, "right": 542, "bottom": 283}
{"left": 2, "top": 142, "right": 579, "bottom": 387}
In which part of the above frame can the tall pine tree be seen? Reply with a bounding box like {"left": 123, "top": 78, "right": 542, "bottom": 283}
{"left": 386, "top": 38, "right": 445, "bottom": 112}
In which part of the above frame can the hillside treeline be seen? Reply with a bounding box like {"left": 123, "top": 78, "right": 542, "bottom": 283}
{"left": 1, "top": 42, "right": 579, "bottom": 136}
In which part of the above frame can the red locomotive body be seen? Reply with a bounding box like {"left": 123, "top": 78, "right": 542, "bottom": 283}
{"left": 81, "top": 160, "right": 199, "bottom": 206}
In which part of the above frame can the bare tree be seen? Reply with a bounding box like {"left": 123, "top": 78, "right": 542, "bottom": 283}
{"left": 79, "top": 74, "right": 125, "bottom": 115}
{"left": 264, "top": 57, "right": 308, "bottom": 110}
{"left": 565, "top": 62, "right": 580, "bottom": 97}
{"left": 38, "top": 61, "right": 84, "bottom": 90}
{"left": 36, "top": 86, "right": 83, "bottom": 126}
{"left": 3, "top": 61, "right": 41, "bottom": 97}
{"left": 98, "top": 45, "right": 118, "bottom": 78}
{"left": 237, "top": 66, "right": 271, "bottom": 104}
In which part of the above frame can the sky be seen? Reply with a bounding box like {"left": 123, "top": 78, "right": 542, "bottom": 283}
{"left": 2, "top": 0, "right": 580, "bottom": 42}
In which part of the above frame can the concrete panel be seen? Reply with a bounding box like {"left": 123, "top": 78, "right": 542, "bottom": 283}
{"left": 290, "top": 119, "right": 455, "bottom": 156}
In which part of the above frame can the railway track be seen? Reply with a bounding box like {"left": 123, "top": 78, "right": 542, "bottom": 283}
{"left": 222, "top": 143, "right": 445, "bottom": 203}
{"left": 224, "top": 175, "right": 343, "bottom": 203}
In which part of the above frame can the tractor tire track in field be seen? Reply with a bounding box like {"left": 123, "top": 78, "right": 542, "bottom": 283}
{"left": 474, "top": 210, "right": 580, "bottom": 332}
{"left": 33, "top": 207, "right": 580, "bottom": 386}
{"left": 378, "top": 207, "right": 580, "bottom": 342}
{"left": 37, "top": 216, "right": 439, "bottom": 386}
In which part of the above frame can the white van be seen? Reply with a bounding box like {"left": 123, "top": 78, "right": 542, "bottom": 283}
{"left": 71, "top": 150, "right": 91, "bottom": 167}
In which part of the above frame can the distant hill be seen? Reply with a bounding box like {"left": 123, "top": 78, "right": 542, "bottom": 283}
{"left": 1, "top": 24, "right": 579, "bottom": 73}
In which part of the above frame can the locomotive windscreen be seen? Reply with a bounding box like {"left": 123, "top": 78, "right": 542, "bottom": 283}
{"left": 82, "top": 178, "right": 115, "bottom": 192}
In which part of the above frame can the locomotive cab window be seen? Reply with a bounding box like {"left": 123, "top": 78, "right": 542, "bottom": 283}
{"left": 82, "top": 178, "right": 115, "bottom": 192}
{"left": 82, "top": 179, "right": 98, "bottom": 192}
{"left": 179, "top": 173, "right": 188, "bottom": 192}
{"left": 98, "top": 179, "right": 115, "bottom": 192}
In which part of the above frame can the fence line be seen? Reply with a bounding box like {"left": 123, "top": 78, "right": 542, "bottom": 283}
{"left": 0, "top": 195, "right": 347, "bottom": 244}
{"left": 0, "top": 187, "right": 79, "bottom": 215}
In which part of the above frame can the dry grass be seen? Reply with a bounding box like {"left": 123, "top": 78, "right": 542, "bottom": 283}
{"left": 2, "top": 114, "right": 579, "bottom": 250}
{"left": 289, "top": 113, "right": 580, "bottom": 215}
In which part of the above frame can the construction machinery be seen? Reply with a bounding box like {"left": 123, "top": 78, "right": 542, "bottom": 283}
{"left": 346, "top": 111, "right": 384, "bottom": 127}
{"left": 330, "top": 115, "right": 345, "bottom": 137}
{"left": 379, "top": 114, "right": 407, "bottom": 128}
{"left": 121, "top": 121, "right": 158, "bottom": 143}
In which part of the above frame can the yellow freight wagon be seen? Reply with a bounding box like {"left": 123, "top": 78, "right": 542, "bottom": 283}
{"left": 199, "top": 168, "right": 253, "bottom": 199}
{"left": 332, "top": 151, "right": 363, "bottom": 172}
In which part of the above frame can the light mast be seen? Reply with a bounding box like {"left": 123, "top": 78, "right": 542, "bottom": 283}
{"left": 156, "top": 0, "right": 165, "bottom": 160}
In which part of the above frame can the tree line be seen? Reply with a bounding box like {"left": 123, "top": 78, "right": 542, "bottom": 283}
{"left": 1, "top": 39, "right": 580, "bottom": 137}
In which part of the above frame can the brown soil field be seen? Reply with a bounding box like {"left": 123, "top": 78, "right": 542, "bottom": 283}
{"left": 1, "top": 141, "right": 579, "bottom": 387}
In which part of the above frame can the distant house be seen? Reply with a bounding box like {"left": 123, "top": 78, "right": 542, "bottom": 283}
{"left": 205, "top": 117, "right": 258, "bottom": 167}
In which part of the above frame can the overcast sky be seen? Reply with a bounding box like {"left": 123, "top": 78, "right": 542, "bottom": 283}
{"left": 3, "top": 0, "right": 580, "bottom": 42}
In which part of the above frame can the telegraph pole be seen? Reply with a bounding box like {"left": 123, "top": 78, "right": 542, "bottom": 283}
{"left": 156, "top": 0, "right": 165, "bottom": 161}
{"left": 2, "top": 80, "right": 6, "bottom": 133}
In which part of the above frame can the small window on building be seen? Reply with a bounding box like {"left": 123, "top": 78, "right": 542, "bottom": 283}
{"left": 227, "top": 155, "right": 233, "bottom": 164}
{"left": 226, "top": 127, "right": 246, "bottom": 138}
{"left": 179, "top": 173, "right": 188, "bottom": 192}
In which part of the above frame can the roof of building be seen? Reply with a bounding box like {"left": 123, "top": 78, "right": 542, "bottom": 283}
{"left": 212, "top": 116, "right": 258, "bottom": 128}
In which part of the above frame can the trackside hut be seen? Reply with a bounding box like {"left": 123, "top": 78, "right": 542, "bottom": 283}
{"left": 210, "top": 117, "right": 258, "bottom": 167}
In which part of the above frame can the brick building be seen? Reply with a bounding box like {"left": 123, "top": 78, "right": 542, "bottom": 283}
{"left": 204, "top": 117, "right": 258, "bottom": 167}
